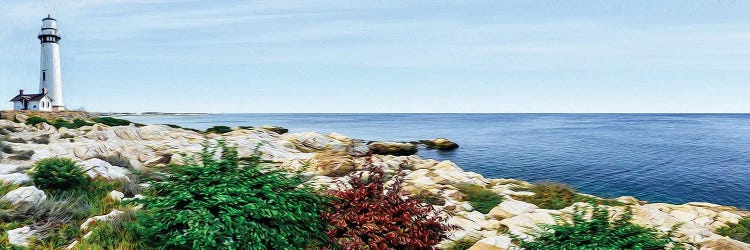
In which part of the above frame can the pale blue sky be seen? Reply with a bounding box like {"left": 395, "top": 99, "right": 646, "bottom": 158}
{"left": 0, "top": 1, "right": 748, "bottom": 113}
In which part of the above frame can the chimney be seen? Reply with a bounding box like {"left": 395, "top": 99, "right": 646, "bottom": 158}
{"left": 41, "top": 88, "right": 47, "bottom": 94}
{"left": 19, "top": 89, "right": 24, "bottom": 95}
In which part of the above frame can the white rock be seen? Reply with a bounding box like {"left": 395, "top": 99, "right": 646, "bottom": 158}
{"left": 0, "top": 163, "right": 21, "bottom": 174}
{"left": 1, "top": 186, "right": 46, "bottom": 204}
{"left": 500, "top": 211, "right": 555, "bottom": 239}
{"left": 7, "top": 226, "right": 37, "bottom": 247}
{"left": 488, "top": 200, "right": 538, "bottom": 219}
{"left": 468, "top": 235, "right": 514, "bottom": 250}
{"left": 717, "top": 211, "right": 743, "bottom": 225}
{"left": 0, "top": 173, "right": 31, "bottom": 184}
{"left": 109, "top": 190, "right": 125, "bottom": 201}
{"left": 81, "top": 158, "right": 130, "bottom": 181}
{"left": 671, "top": 210, "right": 699, "bottom": 223}
{"left": 80, "top": 210, "right": 125, "bottom": 232}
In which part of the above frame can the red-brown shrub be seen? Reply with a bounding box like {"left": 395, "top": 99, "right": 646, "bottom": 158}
{"left": 323, "top": 157, "right": 455, "bottom": 250}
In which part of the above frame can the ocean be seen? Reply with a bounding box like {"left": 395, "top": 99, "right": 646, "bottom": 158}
{"left": 119, "top": 113, "right": 750, "bottom": 209}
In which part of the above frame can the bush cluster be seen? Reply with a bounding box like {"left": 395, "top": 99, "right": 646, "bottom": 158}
{"left": 717, "top": 217, "right": 750, "bottom": 244}
{"left": 323, "top": 160, "right": 454, "bottom": 249}
{"left": 30, "top": 157, "right": 89, "bottom": 191}
{"left": 132, "top": 141, "right": 330, "bottom": 249}
{"left": 456, "top": 183, "right": 504, "bottom": 213}
{"left": 25, "top": 116, "right": 48, "bottom": 126}
{"left": 515, "top": 204, "right": 681, "bottom": 249}
{"left": 205, "top": 125, "right": 233, "bottom": 134}
{"left": 92, "top": 117, "right": 141, "bottom": 127}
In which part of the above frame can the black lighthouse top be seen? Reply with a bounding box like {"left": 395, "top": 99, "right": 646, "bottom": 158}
{"left": 38, "top": 14, "right": 61, "bottom": 44}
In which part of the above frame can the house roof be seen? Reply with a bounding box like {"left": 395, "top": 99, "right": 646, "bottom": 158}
{"left": 9, "top": 93, "right": 48, "bottom": 102}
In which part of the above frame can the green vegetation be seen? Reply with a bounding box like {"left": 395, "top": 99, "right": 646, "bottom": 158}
{"left": 74, "top": 210, "right": 146, "bottom": 250}
{"left": 516, "top": 182, "right": 622, "bottom": 210}
{"left": 162, "top": 124, "right": 203, "bottom": 133}
{"left": 131, "top": 141, "right": 329, "bottom": 249}
{"left": 515, "top": 204, "right": 681, "bottom": 250}
{"left": 412, "top": 190, "right": 446, "bottom": 206}
{"left": 445, "top": 237, "right": 479, "bottom": 250}
{"left": 92, "top": 117, "right": 141, "bottom": 127}
{"left": 9, "top": 150, "right": 34, "bottom": 160}
{"left": 205, "top": 125, "right": 233, "bottom": 134}
{"left": 456, "top": 183, "right": 504, "bottom": 214}
{"left": 25, "top": 116, "right": 48, "bottom": 126}
{"left": 717, "top": 217, "right": 750, "bottom": 244}
{"left": 30, "top": 157, "right": 88, "bottom": 191}
{"left": 51, "top": 118, "right": 94, "bottom": 129}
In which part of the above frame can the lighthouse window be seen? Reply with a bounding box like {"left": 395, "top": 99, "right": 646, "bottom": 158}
{"left": 42, "top": 71, "right": 46, "bottom": 81}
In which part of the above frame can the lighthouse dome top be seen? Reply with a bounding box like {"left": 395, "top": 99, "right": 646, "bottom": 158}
{"left": 42, "top": 15, "right": 57, "bottom": 30}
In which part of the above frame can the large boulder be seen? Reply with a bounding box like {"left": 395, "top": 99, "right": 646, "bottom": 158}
{"left": 419, "top": 138, "right": 459, "bottom": 150}
{"left": 369, "top": 141, "right": 417, "bottom": 156}
{"left": 0, "top": 173, "right": 31, "bottom": 185}
{"left": 1, "top": 186, "right": 46, "bottom": 204}
{"left": 282, "top": 132, "right": 346, "bottom": 152}
{"left": 7, "top": 226, "right": 36, "bottom": 247}
{"left": 700, "top": 237, "right": 750, "bottom": 250}
{"left": 307, "top": 151, "right": 355, "bottom": 176}
{"left": 80, "top": 158, "right": 130, "bottom": 182}
{"left": 488, "top": 200, "right": 539, "bottom": 219}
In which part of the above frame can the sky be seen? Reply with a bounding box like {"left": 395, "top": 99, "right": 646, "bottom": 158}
{"left": 0, "top": 0, "right": 748, "bottom": 113}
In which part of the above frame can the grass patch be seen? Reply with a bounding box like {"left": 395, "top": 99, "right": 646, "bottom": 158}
{"left": 0, "top": 183, "right": 21, "bottom": 197}
{"left": 514, "top": 204, "right": 682, "bottom": 249}
{"left": 9, "top": 150, "right": 34, "bottom": 160}
{"left": 456, "top": 183, "right": 504, "bottom": 214}
{"left": 25, "top": 116, "right": 49, "bottom": 126}
{"left": 516, "top": 182, "right": 622, "bottom": 210}
{"left": 445, "top": 237, "right": 479, "bottom": 250}
{"left": 75, "top": 210, "right": 147, "bottom": 250}
{"left": 717, "top": 217, "right": 750, "bottom": 244}
{"left": 411, "top": 190, "right": 446, "bottom": 206}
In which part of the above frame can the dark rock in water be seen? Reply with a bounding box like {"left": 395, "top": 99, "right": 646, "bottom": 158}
{"left": 260, "top": 125, "right": 289, "bottom": 134}
{"left": 419, "top": 138, "right": 459, "bottom": 150}
{"left": 368, "top": 141, "right": 418, "bottom": 156}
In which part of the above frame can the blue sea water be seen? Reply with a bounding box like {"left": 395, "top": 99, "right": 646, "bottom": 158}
{"left": 120, "top": 114, "right": 750, "bottom": 209}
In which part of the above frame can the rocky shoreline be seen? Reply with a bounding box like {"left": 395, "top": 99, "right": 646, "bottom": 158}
{"left": 0, "top": 112, "right": 748, "bottom": 249}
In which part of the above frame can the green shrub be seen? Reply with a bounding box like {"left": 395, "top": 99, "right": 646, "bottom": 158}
{"left": 717, "top": 217, "right": 750, "bottom": 243}
{"left": 92, "top": 117, "right": 134, "bottom": 127}
{"left": 162, "top": 124, "right": 202, "bottom": 133}
{"left": 9, "top": 150, "right": 34, "bottom": 160}
{"left": 445, "top": 237, "right": 479, "bottom": 250}
{"left": 516, "top": 182, "right": 622, "bottom": 210}
{"left": 205, "top": 125, "right": 232, "bottom": 134}
{"left": 131, "top": 141, "right": 330, "bottom": 249}
{"left": 25, "top": 116, "right": 49, "bottom": 126}
{"left": 31, "top": 157, "right": 89, "bottom": 191}
{"left": 456, "top": 183, "right": 503, "bottom": 214}
{"left": 515, "top": 204, "right": 681, "bottom": 249}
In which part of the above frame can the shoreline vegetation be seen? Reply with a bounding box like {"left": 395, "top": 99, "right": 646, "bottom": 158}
{"left": 0, "top": 111, "right": 748, "bottom": 249}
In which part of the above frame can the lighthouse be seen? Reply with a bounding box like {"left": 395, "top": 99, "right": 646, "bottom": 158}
{"left": 37, "top": 15, "right": 65, "bottom": 110}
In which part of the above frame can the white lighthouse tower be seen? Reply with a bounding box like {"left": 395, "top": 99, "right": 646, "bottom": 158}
{"left": 38, "top": 15, "right": 65, "bottom": 110}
